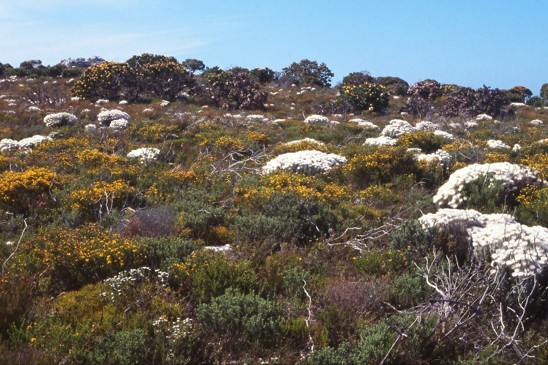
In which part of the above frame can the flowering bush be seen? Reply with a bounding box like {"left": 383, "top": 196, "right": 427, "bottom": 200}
{"left": 419, "top": 208, "right": 548, "bottom": 278}
{"left": 433, "top": 162, "right": 544, "bottom": 208}
{"left": 363, "top": 136, "right": 397, "bottom": 146}
{"left": 17, "top": 135, "right": 52, "bottom": 149}
{"left": 407, "top": 79, "right": 441, "bottom": 99}
{"left": 71, "top": 61, "right": 139, "bottom": 101}
{"left": 381, "top": 119, "right": 416, "bottom": 138}
{"left": 273, "top": 138, "right": 328, "bottom": 155}
{"left": 339, "top": 82, "right": 389, "bottom": 112}
{"left": 43, "top": 112, "right": 77, "bottom": 127}
{"left": 205, "top": 69, "right": 267, "bottom": 110}
{"left": 262, "top": 150, "right": 347, "bottom": 175}
{"left": 0, "top": 167, "right": 57, "bottom": 213}
{"left": 304, "top": 114, "right": 330, "bottom": 125}
{"left": 126, "top": 147, "right": 160, "bottom": 163}
{"left": 97, "top": 109, "right": 131, "bottom": 125}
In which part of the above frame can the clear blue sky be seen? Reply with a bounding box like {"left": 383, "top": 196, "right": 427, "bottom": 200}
{"left": 1, "top": 0, "right": 546, "bottom": 94}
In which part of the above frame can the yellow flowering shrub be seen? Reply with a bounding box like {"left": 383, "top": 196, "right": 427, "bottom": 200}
{"left": 272, "top": 139, "right": 329, "bottom": 155}
{"left": 67, "top": 179, "right": 136, "bottom": 217}
{"left": 236, "top": 170, "right": 350, "bottom": 205}
{"left": 0, "top": 167, "right": 57, "bottom": 213}
{"left": 22, "top": 225, "right": 145, "bottom": 290}
{"left": 397, "top": 130, "right": 450, "bottom": 152}
{"left": 214, "top": 135, "right": 245, "bottom": 151}
{"left": 483, "top": 151, "right": 511, "bottom": 163}
{"left": 522, "top": 153, "right": 548, "bottom": 180}
{"left": 71, "top": 61, "right": 140, "bottom": 101}
{"left": 343, "top": 146, "right": 417, "bottom": 187}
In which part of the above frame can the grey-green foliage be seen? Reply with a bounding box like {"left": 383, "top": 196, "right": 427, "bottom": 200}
{"left": 196, "top": 288, "right": 280, "bottom": 351}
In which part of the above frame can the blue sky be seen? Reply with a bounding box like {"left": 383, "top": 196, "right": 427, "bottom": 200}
{"left": 1, "top": 0, "right": 546, "bottom": 94}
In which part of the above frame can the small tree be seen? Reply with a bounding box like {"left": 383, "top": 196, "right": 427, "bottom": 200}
{"left": 182, "top": 58, "right": 206, "bottom": 74}
{"left": 506, "top": 85, "right": 533, "bottom": 103}
{"left": 341, "top": 71, "right": 375, "bottom": 86}
{"left": 282, "top": 59, "right": 334, "bottom": 87}
{"left": 250, "top": 67, "right": 276, "bottom": 84}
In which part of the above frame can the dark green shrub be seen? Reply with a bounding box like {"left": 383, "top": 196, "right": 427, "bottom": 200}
{"left": 527, "top": 96, "right": 546, "bottom": 107}
{"left": 250, "top": 67, "right": 276, "bottom": 83}
{"left": 182, "top": 58, "right": 206, "bottom": 74}
{"left": 389, "top": 272, "right": 431, "bottom": 309}
{"left": 540, "top": 83, "right": 548, "bottom": 99}
{"left": 475, "top": 85, "right": 507, "bottom": 117}
{"left": 376, "top": 76, "right": 409, "bottom": 96}
{"left": 235, "top": 191, "right": 338, "bottom": 246}
{"left": 282, "top": 59, "right": 334, "bottom": 87}
{"left": 341, "top": 71, "right": 375, "bottom": 86}
{"left": 401, "top": 96, "right": 433, "bottom": 118}
{"left": 205, "top": 69, "right": 267, "bottom": 110}
{"left": 441, "top": 87, "right": 477, "bottom": 117}
{"left": 126, "top": 53, "right": 195, "bottom": 101}
{"left": 196, "top": 288, "right": 281, "bottom": 358}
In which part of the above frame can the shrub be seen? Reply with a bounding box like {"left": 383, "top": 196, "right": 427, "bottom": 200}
{"left": 126, "top": 53, "right": 195, "bottom": 101}
{"left": 181, "top": 58, "right": 206, "bottom": 74}
{"left": 205, "top": 69, "right": 267, "bottom": 110}
{"left": 340, "top": 71, "right": 375, "bottom": 86}
{"left": 407, "top": 79, "right": 441, "bottom": 99}
{"left": 71, "top": 61, "right": 139, "bottom": 101}
{"left": 250, "top": 67, "right": 276, "bottom": 84}
{"left": 343, "top": 146, "right": 418, "bottom": 187}
{"left": 397, "top": 130, "right": 450, "bottom": 153}
{"left": 400, "top": 96, "right": 433, "bottom": 118}
{"left": 196, "top": 288, "right": 281, "bottom": 360}
{"left": 338, "top": 82, "right": 389, "bottom": 113}
{"left": 376, "top": 76, "right": 409, "bottom": 96}
{"left": 540, "top": 83, "right": 548, "bottom": 99}
{"left": 0, "top": 167, "right": 57, "bottom": 214}
{"left": 474, "top": 85, "right": 507, "bottom": 117}
{"left": 441, "top": 87, "right": 477, "bottom": 117}
{"left": 20, "top": 225, "right": 146, "bottom": 291}
{"left": 282, "top": 59, "right": 334, "bottom": 87}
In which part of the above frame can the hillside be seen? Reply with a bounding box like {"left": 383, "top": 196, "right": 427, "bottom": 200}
{"left": 0, "top": 56, "right": 547, "bottom": 364}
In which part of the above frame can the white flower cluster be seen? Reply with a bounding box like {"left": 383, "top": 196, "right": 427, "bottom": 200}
{"left": 476, "top": 114, "right": 493, "bottom": 121}
{"left": 153, "top": 315, "right": 193, "bottom": 343}
{"left": 419, "top": 208, "right": 548, "bottom": 278}
{"left": 381, "top": 119, "right": 416, "bottom": 138}
{"left": 109, "top": 119, "right": 129, "bottom": 130}
{"left": 160, "top": 100, "right": 170, "bottom": 107}
{"left": 304, "top": 114, "right": 330, "bottom": 125}
{"left": 203, "top": 244, "right": 232, "bottom": 253}
{"left": 433, "top": 162, "right": 543, "bottom": 208}
{"left": 0, "top": 138, "right": 19, "bottom": 152}
{"left": 415, "top": 120, "right": 439, "bottom": 131}
{"left": 127, "top": 147, "right": 160, "bottom": 163}
{"left": 97, "top": 109, "right": 131, "bottom": 126}
{"left": 416, "top": 149, "right": 452, "bottom": 167}
{"left": 1, "top": 135, "right": 53, "bottom": 152}
{"left": 433, "top": 130, "right": 455, "bottom": 140}
{"left": 510, "top": 102, "right": 527, "bottom": 108}
{"left": 348, "top": 118, "right": 379, "bottom": 129}
{"left": 262, "top": 150, "right": 347, "bottom": 174}
{"left": 284, "top": 138, "right": 326, "bottom": 147}
{"left": 529, "top": 119, "right": 543, "bottom": 126}
{"left": 364, "top": 136, "right": 397, "bottom": 146}
{"left": 486, "top": 139, "right": 510, "bottom": 149}
{"left": 103, "top": 266, "right": 169, "bottom": 301}
{"left": 43, "top": 112, "right": 77, "bottom": 127}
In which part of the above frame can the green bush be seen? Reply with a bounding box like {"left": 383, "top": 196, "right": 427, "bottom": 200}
{"left": 71, "top": 61, "right": 140, "bottom": 101}
{"left": 196, "top": 288, "right": 281, "bottom": 358}
{"left": 282, "top": 59, "right": 334, "bottom": 87}
{"left": 338, "top": 82, "right": 389, "bottom": 113}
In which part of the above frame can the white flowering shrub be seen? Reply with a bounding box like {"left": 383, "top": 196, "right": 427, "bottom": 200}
{"left": 102, "top": 266, "right": 169, "bottom": 301}
{"left": 17, "top": 135, "right": 52, "bottom": 149}
{"left": 348, "top": 118, "right": 379, "bottom": 129}
{"left": 127, "top": 147, "right": 161, "bottom": 163}
{"left": 0, "top": 138, "right": 19, "bottom": 152}
{"left": 364, "top": 136, "right": 397, "bottom": 146}
{"left": 246, "top": 114, "right": 268, "bottom": 122}
{"left": 381, "top": 119, "right": 416, "bottom": 138}
{"left": 529, "top": 119, "right": 543, "bottom": 126}
{"left": 160, "top": 100, "right": 170, "bottom": 107}
{"left": 43, "top": 112, "right": 77, "bottom": 127}
{"left": 109, "top": 119, "right": 129, "bottom": 130}
{"left": 304, "top": 114, "right": 330, "bottom": 125}
{"left": 433, "top": 130, "right": 455, "bottom": 140}
{"left": 262, "top": 150, "right": 347, "bottom": 174}
{"left": 419, "top": 208, "right": 548, "bottom": 278}
{"left": 433, "top": 162, "right": 544, "bottom": 208}
{"left": 97, "top": 109, "right": 131, "bottom": 125}
{"left": 416, "top": 149, "right": 452, "bottom": 167}
{"left": 486, "top": 139, "right": 510, "bottom": 149}
{"left": 84, "top": 124, "right": 97, "bottom": 132}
